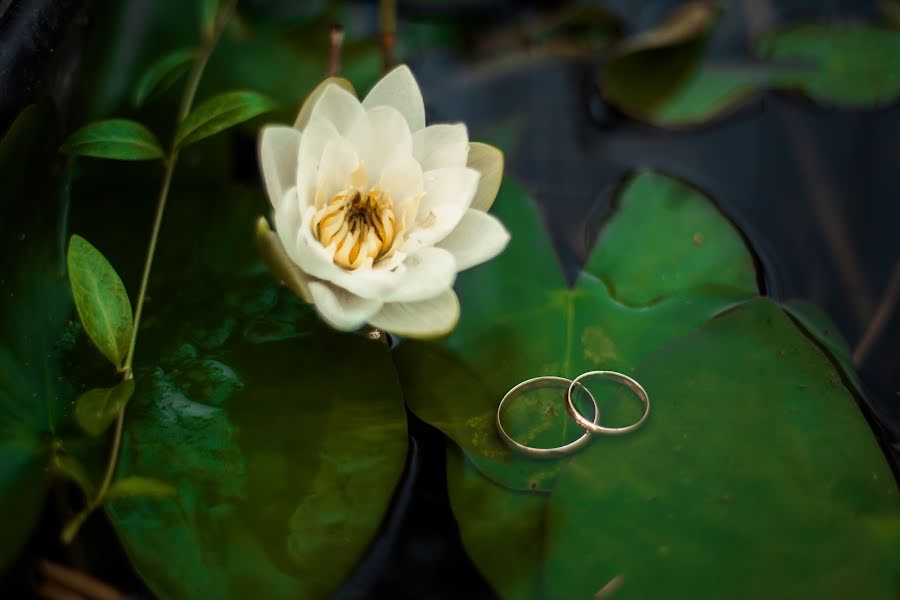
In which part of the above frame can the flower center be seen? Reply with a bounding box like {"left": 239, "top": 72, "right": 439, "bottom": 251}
{"left": 313, "top": 188, "right": 396, "bottom": 270}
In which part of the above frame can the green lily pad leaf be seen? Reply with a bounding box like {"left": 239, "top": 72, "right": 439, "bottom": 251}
{"left": 397, "top": 170, "right": 758, "bottom": 597}
{"left": 67, "top": 234, "right": 134, "bottom": 371}
{"left": 74, "top": 380, "right": 135, "bottom": 437}
{"left": 68, "top": 169, "right": 409, "bottom": 597}
{"left": 106, "top": 476, "right": 176, "bottom": 500}
{"left": 400, "top": 171, "right": 757, "bottom": 493}
{"left": 544, "top": 299, "right": 900, "bottom": 599}
{"left": 622, "top": 65, "right": 768, "bottom": 128}
{"left": 756, "top": 23, "right": 900, "bottom": 107}
{"left": 134, "top": 48, "right": 197, "bottom": 107}
{"left": 446, "top": 447, "right": 544, "bottom": 600}
{"left": 601, "top": 2, "right": 718, "bottom": 120}
{"left": 175, "top": 90, "right": 276, "bottom": 149}
{"left": 60, "top": 119, "right": 165, "bottom": 160}
{"left": 0, "top": 105, "right": 75, "bottom": 571}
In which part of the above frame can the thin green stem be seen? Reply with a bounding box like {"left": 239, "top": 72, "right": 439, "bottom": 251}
{"left": 379, "top": 0, "right": 396, "bottom": 72}
{"left": 63, "top": 0, "right": 237, "bottom": 543}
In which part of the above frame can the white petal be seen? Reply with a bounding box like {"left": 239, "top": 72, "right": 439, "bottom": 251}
{"left": 467, "top": 142, "right": 504, "bottom": 212}
{"left": 316, "top": 137, "right": 360, "bottom": 205}
{"left": 255, "top": 216, "right": 312, "bottom": 303}
{"left": 436, "top": 209, "right": 510, "bottom": 271}
{"left": 308, "top": 281, "right": 383, "bottom": 331}
{"left": 379, "top": 155, "right": 424, "bottom": 208}
{"left": 274, "top": 187, "right": 304, "bottom": 266}
{"left": 404, "top": 167, "right": 480, "bottom": 251}
{"left": 294, "top": 77, "right": 356, "bottom": 131}
{"left": 362, "top": 65, "right": 426, "bottom": 132}
{"left": 308, "top": 83, "right": 366, "bottom": 137}
{"left": 369, "top": 290, "right": 460, "bottom": 339}
{"left": 360, "top": 105, "right": 413, "bottom": 182}
{"left": 412, "top": 124, "right": 468, "bottom": 171}
{"left": 259, "top": 125, "right": 301, "bottom": 211}
{"left": 297, "top": 117, "right": 340, "bottom": 211}
{"left": 383, "top": 247, "right": 456, "bottom": 303}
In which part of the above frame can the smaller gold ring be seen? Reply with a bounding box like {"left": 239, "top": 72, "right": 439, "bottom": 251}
{"left": 496, "top": 376, "right": 599, "bottom": 459}
{"left": 566, "top": 371, "right": 650, "bottom": 436}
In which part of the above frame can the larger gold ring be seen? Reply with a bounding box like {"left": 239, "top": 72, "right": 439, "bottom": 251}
{"left": 566, "top": 370, "right": 650, "bottom": 435}
{"left": 496, "top": 376, "right": 599, "bottom": 459}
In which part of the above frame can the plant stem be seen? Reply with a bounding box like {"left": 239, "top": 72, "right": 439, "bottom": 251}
{"left": 63, "top": 0, "right": 237, "bottom": 543}
{"left": 379, "top": 0, "right": 396, "bottom": 73}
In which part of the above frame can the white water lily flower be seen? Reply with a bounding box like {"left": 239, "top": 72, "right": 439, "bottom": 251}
{"left": 257, "top": 65, "right": 509, "bottom": 338}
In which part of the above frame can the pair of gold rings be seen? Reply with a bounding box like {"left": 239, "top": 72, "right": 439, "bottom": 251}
{"left": 495, "top": 371, "right": 650, "bottom": 458}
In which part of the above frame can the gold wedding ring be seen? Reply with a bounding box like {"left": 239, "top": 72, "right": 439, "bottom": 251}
{"left": 566, "top": 371, "right": 650, "bottom": 436}
{"left": 495, "top": 376, "right": 600, "bottom": 459}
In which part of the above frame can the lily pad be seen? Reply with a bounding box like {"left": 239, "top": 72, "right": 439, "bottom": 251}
{"left": 756, "top": 23, "right": 900, "bottom": 107}
{"left": 601, "top": 2, "right": 723, "bottom": 124}
{"left": 398, "top": 168, "right": 898, "bottom": 598}
{"left": 398, "top": 171, "right": 757, "bottom": 493}
{"left": 62, "top": 164, "right": 412, "bottom": 597}
{"left": 544, "top": 299, "right": 900, "bottom": 599}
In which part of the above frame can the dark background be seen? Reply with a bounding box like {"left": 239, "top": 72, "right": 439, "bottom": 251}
{"left": 2, "top": 0, "right": 897, "bottom": 598}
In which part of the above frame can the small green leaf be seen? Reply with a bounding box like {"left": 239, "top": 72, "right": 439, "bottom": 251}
{"left": 53, "top": 454, "right": 96, "bottom": 499}
{"left": 74, "top": 380, "right": 135, "bottom": 437}
{"left": 134, "top": 48, "right": 197, "bottom": 107}
{"left": 67, "top": 235, "right": 134, "bottom": 370}
{"left": 60, "top": 119, "right": 165, "bottom": 160}
{"left": 106, "top": 476, "right": 176, "bottom": 501}
{"left": 175, "top": 90, "right": 276, "bottom": 149}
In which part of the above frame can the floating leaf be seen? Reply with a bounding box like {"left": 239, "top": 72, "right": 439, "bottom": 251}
{"left": 175, "top": 90, "right": 276, "bottom": 149}
{"left": 74, "top": 380, "right": 135, "bottom": 437}
{"left": 398, "top": 169, "right": 898, "bottom": 598}
{"left": 543, "top": 299, "right": 899, "bottom": 599}
{"left": 602, "top": 2, "right": 718, "bottom": 119}
{"left": 134, "top": 48, "right": 197, "bottom": 107}
{"left": 63, "top": 170, "right": 409, "bottom": 598}
{"left": 67, "top": 235, "right": 134, "bottom": 371}
{"left": 756, "top": 23, "right": 900, "bottom": 107}
{"left": 60, "top": 119, "right": 165, "bottom": 160}
{"left": 623, "top": 65, "right": 767, "bottom": 128}
{"left": 398, "top": 173, "right": 757, "bottom": 493}
{"left": 106, "top": 476, "right": 176, "bottom": 500}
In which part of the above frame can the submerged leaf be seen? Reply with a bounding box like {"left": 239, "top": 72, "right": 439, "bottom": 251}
{"left": 60, "top": 119, "right": 165, "bottom": 160}
{"left": 67, "top": 235, "right": 134, "bottom": 371}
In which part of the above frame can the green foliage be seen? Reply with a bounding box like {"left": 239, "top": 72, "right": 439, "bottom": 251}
{"left": 757, "top": 23, "right": 900, "bottom": 107}
{"left": 134, "top": 48, "right": 197, "bottom": 107}
{"left": 67, "top": 235, "right": 134, "bottom": 371}
{"left": 397, "top": 171, "right": 899, "bottom": 598}
{"left": 175, "top": 90, "right": 276, "bottom": 149}
{"left": 60, "top": 119, "right": 165, "bottom": 160}
{"left": 74, "top": 380, "right": 135, "bottom": 437}
{"left": 602, "top": 2, "right": 719, "bottom": 124}
{"left": 0, "top": 105, "right": 75, "bottom": 571}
